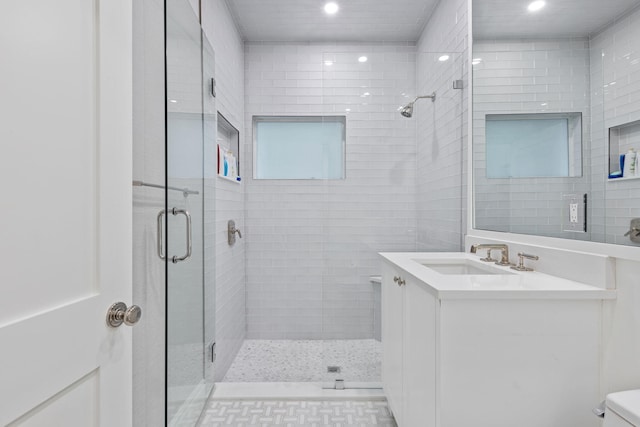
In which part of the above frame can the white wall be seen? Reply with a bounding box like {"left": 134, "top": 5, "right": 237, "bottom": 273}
{"left": 201, "top": 0, "right": 247, "bottom": 382}
{"left": 243, "top": 42, "right": 418, "bottom": 339}
{"left": 416, "top": 0, "right": 469, "bottom": 252}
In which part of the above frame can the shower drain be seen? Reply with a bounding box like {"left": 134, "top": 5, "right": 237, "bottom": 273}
{"left": 327, "top": 366, "right": 341, "bottom": 373}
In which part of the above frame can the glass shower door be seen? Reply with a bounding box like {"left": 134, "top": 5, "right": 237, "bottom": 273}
{"left": 165, "top": 0, "right": 208, "bottom": 424}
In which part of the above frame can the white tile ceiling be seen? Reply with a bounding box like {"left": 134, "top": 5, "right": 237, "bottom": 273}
{"left": 225, "top": 0, "right": 441, "bottom": 42}
{"left": 474, "top": 0, "right": 640, "bottom": 39}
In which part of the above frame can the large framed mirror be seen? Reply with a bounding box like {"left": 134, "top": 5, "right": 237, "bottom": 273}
{"left": 472, "top": 0, "right": 640, "bottom": 246}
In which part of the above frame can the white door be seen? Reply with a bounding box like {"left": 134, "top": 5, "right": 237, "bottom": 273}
{"left": 0, "top": 0, "right": 133, "bottom": 425}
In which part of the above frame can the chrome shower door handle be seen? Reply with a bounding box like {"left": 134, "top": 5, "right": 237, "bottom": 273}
{"left": 157, "top": 208, "right": 192, "bottom": 263}
{"left": 157, "top": 209, "right": 166, "bottom": 260}
{"left": 171, "top": 208, "right": 192, "bottom": 263}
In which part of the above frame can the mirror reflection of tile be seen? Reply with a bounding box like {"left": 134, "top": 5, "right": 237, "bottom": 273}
{"left": 472, "top": 0, "right": 640, "bottom": 245}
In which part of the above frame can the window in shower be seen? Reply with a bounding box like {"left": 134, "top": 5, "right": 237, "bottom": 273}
{"left": 253, "top": 116, "right": 346, "bottom": 179}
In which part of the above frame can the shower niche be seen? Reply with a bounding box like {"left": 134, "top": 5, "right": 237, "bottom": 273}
{"left": 217, "top": 112, "right": 240, "bottom": 182}
{"left": 608, "top": 119, "right": 640, "bottom": 181}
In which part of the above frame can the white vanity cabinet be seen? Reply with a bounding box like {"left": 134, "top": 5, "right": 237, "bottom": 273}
{"left": 381, "top": 253, "right": 615, "bottom": 427}
{"left": 381, "top": 262, "right": 437, "bottom": 427}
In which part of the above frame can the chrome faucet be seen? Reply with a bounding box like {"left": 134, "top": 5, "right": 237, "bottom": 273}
{"left": 470, "top": 244, "right": 511, "bottom": 266}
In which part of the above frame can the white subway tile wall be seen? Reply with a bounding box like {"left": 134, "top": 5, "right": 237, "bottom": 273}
{"left": 243, "top": 42, "right": 419, "bottom": 340}
{"left": 591, "top": 5, "right": 640, "bottom": 245}
{"left": 202, "top": 0, "right": 247, "bottom": 382}
{"left": 473, "top": 39, "right": 592, "bottom": 239}
{"left": 416, "top": 0, "right": 468, "bottom": 252}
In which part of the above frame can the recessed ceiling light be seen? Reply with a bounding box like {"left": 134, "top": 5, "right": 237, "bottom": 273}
{"left": 472, "top": 58, "right": 482, "bottom": 65}
{"left": 324, "top": 2, "right": 339, "bottom": 14}
{"left": 345, "top": 108, "right": 351, "bottom": 112}
{"left": 527, "top": 0, "right": 545, "bottom": 12}
{"left": 324, "top": 60, "right": 334, "bottom": 66}
{"left": 358, "top": 56, "right": 368, "bottom": 63}
{"left": 438, "top": 55, "right": 450, "bottom": 62}
{"left": 541, "top": 103, "right": 548, "bottom": 106}
{"left": 169, "top": 99, "right": 177, "bottom": 103}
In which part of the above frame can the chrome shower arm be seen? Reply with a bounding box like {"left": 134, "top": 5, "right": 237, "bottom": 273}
{"left": 412, "top": 92, "right": 436, "bottom": 103}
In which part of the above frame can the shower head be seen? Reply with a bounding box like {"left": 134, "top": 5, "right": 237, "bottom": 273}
{"left": 399, "top": 92, "right": 436, "bottom": 118}
{"left": 400, "top": 103, "right": 414, "bottom": 118}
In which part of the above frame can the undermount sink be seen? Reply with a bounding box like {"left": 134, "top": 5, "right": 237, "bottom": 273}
{"left": 414, "top": 259, "right": 514, "bottom": 275}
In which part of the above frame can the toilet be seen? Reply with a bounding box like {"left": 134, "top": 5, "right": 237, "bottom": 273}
{"left": 604, "top": 390, "right": 640, "bottom": 427}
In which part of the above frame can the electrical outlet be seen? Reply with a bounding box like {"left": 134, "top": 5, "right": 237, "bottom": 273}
{"left": 570, "top": 203, "right": 578, "bottom": 223}
{"left": 562, "top": 193, "right": 587, "bottom": 233}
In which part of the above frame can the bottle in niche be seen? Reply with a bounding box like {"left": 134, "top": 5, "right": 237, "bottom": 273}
{"left": 623, "top": 148, "right": 636, "bottom": 178}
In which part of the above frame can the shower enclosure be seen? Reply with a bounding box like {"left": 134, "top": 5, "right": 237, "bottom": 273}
{"left": 135, "top": 1, "right": 465, "bottom": 421}
{"left": 223, "top": 46, "right": 465, "bottom": 389}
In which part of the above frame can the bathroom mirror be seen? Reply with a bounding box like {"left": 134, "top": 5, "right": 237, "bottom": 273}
{"left": 472, "top": 0, "right": 640, "bottom": 246}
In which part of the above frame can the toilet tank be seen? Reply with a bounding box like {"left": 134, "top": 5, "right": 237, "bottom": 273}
{"left": 605, "top": 390, "right": 640, "bottom": 427}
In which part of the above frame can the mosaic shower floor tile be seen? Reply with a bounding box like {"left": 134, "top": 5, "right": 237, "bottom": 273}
{"left": 222, "top": 340, "right": 382, "bottom": 383}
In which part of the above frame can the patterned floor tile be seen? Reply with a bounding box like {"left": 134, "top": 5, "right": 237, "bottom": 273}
{"left": 198, "top": 400, "right": 397, "bottom": 427}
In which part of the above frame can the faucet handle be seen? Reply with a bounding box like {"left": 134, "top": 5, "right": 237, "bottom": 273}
{"left": 479, "top": 249, "right": 497, "bottom": 262}
{"left": 511, "top": 252, "right": 539, "bottom": 272}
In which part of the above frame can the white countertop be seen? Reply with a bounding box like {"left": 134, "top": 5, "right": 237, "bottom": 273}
{"left": 380, "top": 252, "right": 616, "bottom": 300}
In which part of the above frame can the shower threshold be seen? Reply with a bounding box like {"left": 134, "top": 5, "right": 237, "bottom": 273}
{"left": 323, "top": 379, "right": 384, "bottom": 390}
{"left": 212, "top": 382, "right": 384, "bottom": 400}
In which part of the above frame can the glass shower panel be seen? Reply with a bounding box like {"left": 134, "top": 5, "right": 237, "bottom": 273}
{"left": 165, "top": 0, "right": 206, "bottom": 424}
{"left": 319, "top": 50, "right": 465, "bottom": 388}
{"left": 202, "top": 31, "right": 217, "bottom": 394}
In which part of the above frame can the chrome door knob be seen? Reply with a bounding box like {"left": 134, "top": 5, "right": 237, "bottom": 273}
{"left": 106, "top": 302, "right": 143, "bottom": 328}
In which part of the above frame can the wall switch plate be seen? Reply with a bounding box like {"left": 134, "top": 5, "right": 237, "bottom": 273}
{"left": 562, "top": 193, "right": 587, "bottom": 232}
